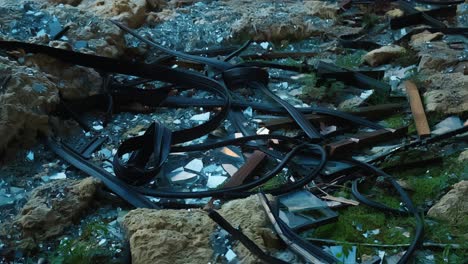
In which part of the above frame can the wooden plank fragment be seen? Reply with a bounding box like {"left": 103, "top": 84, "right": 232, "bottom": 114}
{"left": 405, "top": 80, "right": 431, "bottom": 137}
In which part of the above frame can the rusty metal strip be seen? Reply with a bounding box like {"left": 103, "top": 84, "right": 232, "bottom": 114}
{"left": 405, "top": 80, "right": 430, "bottom": 138}
{"left": 224, "top": 150, "right": 267, "bottom": 188}
{"left": 327, "top": 126, "right": 408, "bottom": 157}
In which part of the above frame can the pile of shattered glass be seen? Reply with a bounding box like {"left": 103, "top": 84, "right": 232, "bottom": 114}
{"left": 0, "top": 0, "right": 467, "bottom": 263}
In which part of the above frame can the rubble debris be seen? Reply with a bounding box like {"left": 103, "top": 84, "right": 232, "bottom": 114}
{"left": 22, "top": 53, "right": 102, "bottom": 99}
{"left": 427, "top": 181, "right": 468, "bottom": 227}
{"left": 0, "top": 57, "right": 59, "bottom": 155}
{"left": 78, "top": 0, "right": 148, "bottom": 28}
{"left": 218, "top": 195, "right": 275, "bottom": 263}
{"left": 122, "top": 195, "right": 277, "bottom": 264}
{"left": 0, "top": 0, "right": 467, "bottom": 262}
{"left": 229, "top": 0, "right": 340, "bottom": 41}
{"left": 385, "top": 9, "right": 404, "bottom": 18}
{"left": 417, "top": 41, "right": 466, "bottom": 73}
{"left": 423, "top": 72, "right": 468, "bottom": 114}
{"left": 363, "top": 45, "right": 406, "bottom": 67}
{"left": 458, "top": 150, "right": 468, "bottom": 162}
{"left": 122, "top": 208, "right": 216, "bottom": 264}
{"left": 409, "top": 30, "right": 444, "bottom": 48}
{"left": 15, "top": 177, "right": 101, "bottom": 242}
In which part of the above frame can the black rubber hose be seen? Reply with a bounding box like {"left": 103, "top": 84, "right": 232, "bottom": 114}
{"left": 136, "top": 144, "right": 326, "bottom": 199}
{"left": 208, "top": 209, "right": 289, "bottom": 264}
{"left": 347, "top": 158, "right": 424, "bottom": 264}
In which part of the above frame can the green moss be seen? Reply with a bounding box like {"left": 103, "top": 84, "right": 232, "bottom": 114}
{"left": 82, "top": 221, "right": 109, "bottom": 239}
{"left": 312, "top": 205, "right": 414, "bottom": 256}
{"left": 392, "top": 49, "right": 420, "bottom": 67}
{"left": 282, "top": 57, "right": 304, "bottom": 67}
{"left": 393, "top": 154, "right": 467, "bottom": 205}
{"left": 48, "top": 221, "right": 115, "bottom": 264}
{"left": 299, "top": 73, "right": 345, "bottom": 102}
{"left": 258, "top": 170, "right": 289, "bottom": 190}
{"left": 382, "top": 114, "right": 416, "bottom": 135}
{"left": 335, "top": 50, "right": 367, "bottom": 70}
{"left": 383, "top": 115, "right": 406, "bottom": 129}
{"left": 362, "top": 13, "right": 380, "bottom": 29}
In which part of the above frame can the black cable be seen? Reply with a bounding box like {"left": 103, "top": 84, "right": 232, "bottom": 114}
{"left": 347, "top": 158, "right": 424, "bottom": 264}
{"left": 208, "top": 209, "right": 289, "bottom": 264}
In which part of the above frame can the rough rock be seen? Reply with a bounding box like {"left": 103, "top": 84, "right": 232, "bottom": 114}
{"left": 459, "top": 150, "right": 468, "bottom": 162}
{"left": 16, "top": 177, "right": 101, "bottom": 241}
{"left": 134, "top": 0, "right": 352, "bottom": 51}
{"left": 23, "top": 53, "right": 102, "bottom": 99}
{"left": 417, "top": 41, "right": 466, "bottom": 74}
{"left": 422, "top": 72, "right": 468, "bottom": 114}
{"left": 229, "top": 0, "right": 341, "bottom": 41}
{"left": 410, "top": 30, "right": 443, "bottom": 48}
{"left": 0, "top": 56, "right": 59, "bottom": 154}
{"left": 122, "top": 195, "right": 277, "bottom": 264}
{"left": 385, "top": 9, "right": 404, "bottom": 18}
{"left": 219, "top": 195, "right": 277, "bottom": 263}
{"left": 0, "top": 1, "right": 126, "bottom": 58}
{"left": 363, "top": 45, "right": 406, "bottom": 67}
{"left": 122, "top": 208, "right": 216, "bottom": 264}
{"left": 427, "top": 181, "right": 468, "bottom": 227}
{"left": 78, "top": 0, "right": 148, "bottom": 28}
{"left": 147, "top": 0, "right": 168, "bottom": 9}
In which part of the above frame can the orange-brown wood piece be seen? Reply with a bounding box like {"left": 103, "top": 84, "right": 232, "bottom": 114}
{"left": 405, "top": 80, "right": 430, "bottom": 137}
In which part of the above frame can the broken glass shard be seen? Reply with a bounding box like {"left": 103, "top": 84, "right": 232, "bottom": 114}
{"left": 222, "top": 164, "right": 238, "bottom": 177}
{"left": 190, "top": 112, "right": 210, "bottom": 121}
{"left": 74, "top": 40, "right": 88, "bottom": 49}
{"left": 256, "top": 127, "right": 269, "bottom": 135}
{"left": 171, "top": 170, "right": 197, "bottom": 182}
{"left": 432, "top": 116, "right": 463, "bottom": 135}
{"left": 26, "top": 151, "right": 34, "bottom": 161}
{"left": 184, "top": 159, "right": 203, "bottom": 173}
{"left": 279, "top": 190, "right": 328, "bottom": 212}
{"left": 32, "top": 83, "right": 47, "bottom": 93}
{"left": 329, "top": 246, "right": 356, "bottom": 264}
{"left": 49, "top": 172, "right": 67, "bottom": 180}
{"left": 243, "top": 107, "right": 253, "bottom": 118}
{"left": 225, "top": 248, "right": 237, "bottom": 262}
{"left": 207, "top": 175, "right": 227, "bottom": 188}
{"left": 278, "top": 210, "right": 312, "bottom": 229}
{"left": 260, "top": 42, "right": 269, "bottom": 49}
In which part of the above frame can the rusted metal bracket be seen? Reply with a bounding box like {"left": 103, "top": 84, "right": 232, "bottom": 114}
{"left": 327, "top": 126, "right": 408, "bottom": 157}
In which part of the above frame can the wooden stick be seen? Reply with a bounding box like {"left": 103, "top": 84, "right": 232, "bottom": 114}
{"left": 405, "top": 80, "right": 430, "bottom": 137}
